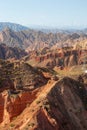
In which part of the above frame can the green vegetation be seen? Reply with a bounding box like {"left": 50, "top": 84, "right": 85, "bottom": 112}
{"left": 54, "top": 65, "right": 86, "bottom": 78}
{"left": 36, "top": 100, "right": 41, "bottom": 104}
{"left": 10, "top": 94, "right": 18, "bottom": 98}
{"left": 10, "top": 123, "right": 15, "bottom": 127}
{"left": 28, "top": 123, "right": 35, "bottom": 128}
{"left": 43, "top": 100, "right": 51, "bottom": 113}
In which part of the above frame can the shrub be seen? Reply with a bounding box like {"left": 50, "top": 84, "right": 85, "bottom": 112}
{"left": 10, "top": 124, "right": 15, "bottom": 127}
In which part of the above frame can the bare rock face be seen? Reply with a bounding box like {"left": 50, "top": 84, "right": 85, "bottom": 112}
{"left": 6, "top": 92, "right": 34, "bottom": 121}
{"left": 34, "top": 109, "right": 59, "bottom": 130}
{"left": 12, "top": 77, "right": 87, "bottom": 130}
{"left": 0, "top": 61, "right": 87, "bottom": 130}
{"left": 47, "top": 77, "right": 87, "bottom": 130}
{"left": 0, "top": 90, "right": 38, "bottom": 124}
{"left": 0, "top": 44, "right": 27, "bottom": 60}
{"left": 68, "top": 54, "right": 78, "bottom": 67}
{"left": 64, "top": 56, "right": 69, "bottom": 67}
{"left": 0, "top": 94, "right": 4, "bottom": 123}
{"left": 0, "top": 61, "right": 49, "bottom": 125}
{"left": 27, "top": 49, "right": 81, "bottom": 69}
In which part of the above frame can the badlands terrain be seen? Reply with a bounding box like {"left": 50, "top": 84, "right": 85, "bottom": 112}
{"left": 0, "top": 23, "right": 87, "bottom": 130}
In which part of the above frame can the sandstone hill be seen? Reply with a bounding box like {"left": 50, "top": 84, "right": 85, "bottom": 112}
{"left": 0, "top": 54, "right": 87, "bottom": 130}
{"left": 0, "top": 76, "right": 87, "bottom": 130}
{"left": 0, "top": 60, "right": 48, "bottom": 92}
{"left": 26, "top": 48, "right": 87, "bottom": 70}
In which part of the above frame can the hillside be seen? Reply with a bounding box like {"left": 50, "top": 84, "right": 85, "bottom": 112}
{"left": 0, "top": 22, "right": 87, "bottom": 130}
{"left": 0, "top": 27, "right": 87, "bottom": 50}
{"left": 0, "top": 44, "right": 27, "bottom": 60}
{"left": 0, "top": 75, "right": 87, "bottom": 130}
{"left": 0, "top": 60, "right": 48, "bottom": 92}
{"left": 0, "top": 53, "right": 87, "bottom": 130}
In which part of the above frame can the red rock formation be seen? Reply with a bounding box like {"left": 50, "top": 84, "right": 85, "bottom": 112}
{"left": 7, "top": 91, "right": 38, "bottom": 121}
{"left": 0, "top": 77, "right": 87, "bottom": 130}
{"left": 0, "top": 94, "right": 4, "bottom": 123}
{"left": 0, "top": 90, "right": 38, "bottom": 124}
{"left": 32, "top": 49, "right": 84, "bottom": 68}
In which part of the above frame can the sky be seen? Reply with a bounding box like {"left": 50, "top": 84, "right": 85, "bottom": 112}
{"left": 0, "top": 0, "right": 87, "bottom": 28}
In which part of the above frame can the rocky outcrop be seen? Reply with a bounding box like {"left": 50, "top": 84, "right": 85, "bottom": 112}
{"left": 0, "top": 90, "right": 38, "bottom": 124}
{"left": 28, "top": 77, "right": 87, "bottom": 130}
{"left": 68, "top": 54, "right": 78, "bottom": 66}
{"left": 47, "top": 77, "right": 87, "bottom": 130}
{"left": 8, "top": 77, "right": 87, "bottom": 130}
{"left": 0, "top": 44, "right": 27, "bottom": 60}
{"left": 0, "top": 94, "right": 4, "bottom": 123}
{"left": 0, "top": 57, "right": 87, "bottom": 130}
{"left": 29, "top": 50, "right": 80, "bottom": 68}
{"left": 0, "top": 61, "right": 49, "bottom": 126}
{"left": 35, "top": 109, "right": 59, "bottom": 130}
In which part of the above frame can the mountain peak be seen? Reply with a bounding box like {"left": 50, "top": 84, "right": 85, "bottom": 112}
{"left": 0, "top": 22, "right": 29, "bottom": 32}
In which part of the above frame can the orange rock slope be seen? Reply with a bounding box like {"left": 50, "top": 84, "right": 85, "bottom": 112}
{"left": 0, "top": 89, "right": 38, "bottom": 125}
{"left": 0, "top": 76, "right": 87, "bottom": 130}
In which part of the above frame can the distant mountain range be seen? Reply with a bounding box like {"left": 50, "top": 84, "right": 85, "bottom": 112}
{"left": 0, "top": 22, "right": 29, "bottom": 32}
{"left": 0, "top": 22, "right": 87, "bottom": 52}
{"left": 0, "top": 26, "right": 87, "bottom": 51}
{"left": 0, "top": 22, "right": 87, "bottom": 33}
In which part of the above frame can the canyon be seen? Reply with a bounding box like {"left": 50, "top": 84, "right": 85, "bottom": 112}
{"left": 0, "top": 24, "right": 87, "bottom": 130}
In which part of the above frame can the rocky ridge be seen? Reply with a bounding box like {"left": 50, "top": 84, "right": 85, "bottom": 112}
{"left": 0, "top": 77, "right": 86, "bottom": 130}
{"left": 0, "top": 27, "right": 87, "bottom": 50}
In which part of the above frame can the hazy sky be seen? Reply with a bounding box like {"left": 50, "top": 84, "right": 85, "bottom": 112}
{"left": 0, "top": 0, "right": 87, "bottom": 28}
